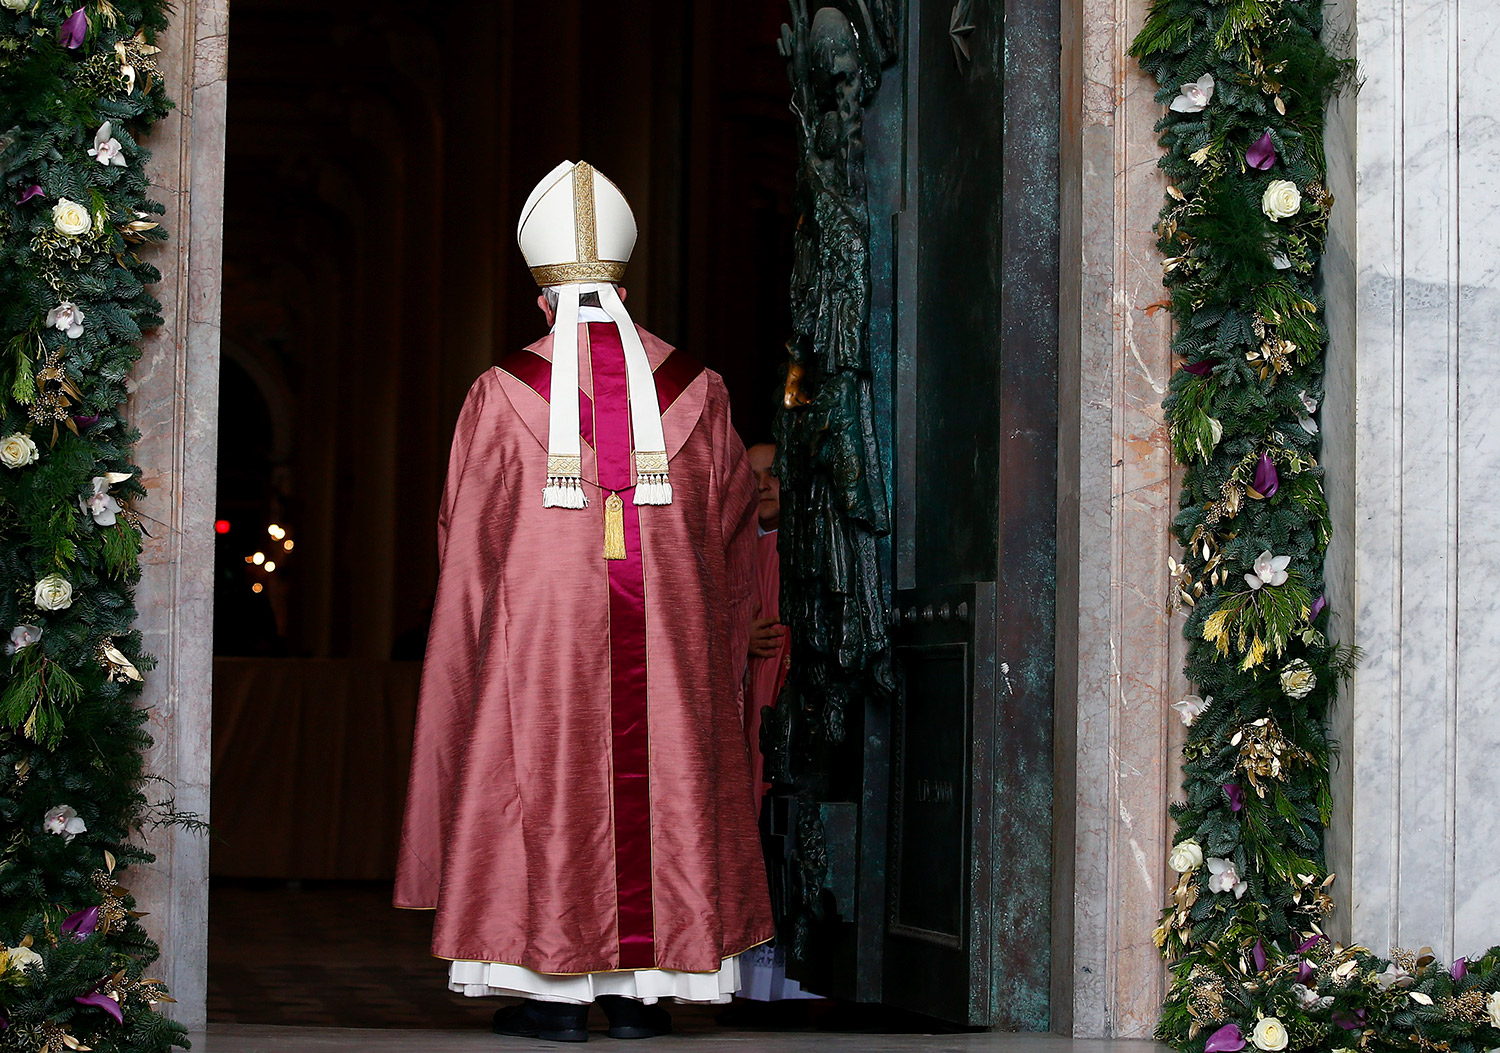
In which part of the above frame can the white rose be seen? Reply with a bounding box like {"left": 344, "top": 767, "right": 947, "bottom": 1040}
{"left": 1279, "top": 659, "right": 1317, "bottom": 699}
{"left": 1262, "top": 180, "right": 1302, "bottom": 222}
{"left": 0, "top": 432, "right": 39, "bottom": 468}
{"left": 1168, "top": 839, "right": 1205, "bottom": 873}
{"left": 45, "top": 301, "right": 85, "bottom": 339}
{"left": 6, "top": 624, "right": 41, "bottom": 655}
{"left": 5, "top": 945, "right": 42, "bottom": 974}
{"left": 1252, "top": 1016, "right": 1290, "bottom": 1052}
{"left": 0, "top": 0, "right": 30, "bottom": 10}
{"left": 1486, "top": 990, "right": 1500, "bottom": 1027}
{"left": 33, "top": 574, "right": 73, "bottom": 611}
{"left": 51, "top": 197, "right": 91, "bottom": 236}
{"left": 43, "top": 804, "right": 86, "bottom": 842}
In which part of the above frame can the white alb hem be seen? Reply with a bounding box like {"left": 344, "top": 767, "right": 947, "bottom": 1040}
{"left": 448, "top": 955, "right": 741, "bottom": 1006}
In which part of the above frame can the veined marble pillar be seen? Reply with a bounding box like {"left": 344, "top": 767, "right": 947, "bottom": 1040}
{"left": 1055, "top": 0, "right": 1179, "bottom": 1036}
{"left": 128, "top": 0, "right": 228, "bottom": 1030}
{"left": 1324, "top": 0, "right": 1500, "bottom": 964}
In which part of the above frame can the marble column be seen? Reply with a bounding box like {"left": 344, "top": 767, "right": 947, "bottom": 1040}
{"left": 128, "top": 0, "right": 229, "bottom": 1030}
{"left": 1055, "top": 0, "right": 1180, "bottom": 1037}
{"left": 1323, "top": 0, "right": 1500, "bottom": 965}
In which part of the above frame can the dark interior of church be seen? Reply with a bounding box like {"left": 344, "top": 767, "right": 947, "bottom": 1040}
{"left": 209, "top": 0, "right": 803, "bottom": 1028}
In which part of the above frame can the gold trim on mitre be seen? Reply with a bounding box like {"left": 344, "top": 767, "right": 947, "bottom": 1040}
{"left": 530, "top": 260, "right": 629, "bottom": 286}
{"left": 574, "top": 161, "right": 598, "bottom": 264}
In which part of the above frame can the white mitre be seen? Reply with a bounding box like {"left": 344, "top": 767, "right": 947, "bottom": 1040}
{"left": 517, "top": 161, "right": 671, "bottom": 511}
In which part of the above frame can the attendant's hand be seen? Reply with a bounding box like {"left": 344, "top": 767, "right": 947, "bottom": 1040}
{"left": 748, "top": 618, "right": 786, "bottom": 659}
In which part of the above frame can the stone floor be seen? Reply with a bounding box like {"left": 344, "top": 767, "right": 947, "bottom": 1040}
{"left": 205, "top": 881, "right": 1171, "bottom": 1052}
{"left": 187, "top": 1024, "right": 1169, "bottom": 1052}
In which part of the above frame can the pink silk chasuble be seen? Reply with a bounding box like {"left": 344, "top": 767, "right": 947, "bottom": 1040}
{"left": 395, "top": 322, "right": 772, "bottom": 976}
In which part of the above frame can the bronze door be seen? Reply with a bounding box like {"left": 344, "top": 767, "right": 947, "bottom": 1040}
{"left": 883, "top": 0, "right": 1059, "bottom": 1028}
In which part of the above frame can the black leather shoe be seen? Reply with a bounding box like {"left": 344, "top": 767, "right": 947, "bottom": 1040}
{"left": 491, "top": 999, "right": 589, "bottom": 1042}
{"left": 596, "top": 995, "right": 672, "bottom": 1039}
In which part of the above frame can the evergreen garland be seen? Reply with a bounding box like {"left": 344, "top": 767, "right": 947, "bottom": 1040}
{"left": 0, "top": 1, "right": 187, "bottom": 1050}
{"left": 1133, "top": 3, "right": 1500, "bottom": 1052}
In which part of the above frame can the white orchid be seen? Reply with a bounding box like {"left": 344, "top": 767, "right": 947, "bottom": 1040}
{"left": 1245, "top": 550, "right": 1290, "bottom": 590}
{"left": 1292, "top": 983, "right": 1333, "bottom": 1010}
{"left": 1172, "top": 693, "right": 1212, "bottom": 727}
{"left": 80, "top": 473, "right": 129, "bottom": 526}
{"left": 1299, "top": 390, "right": 1319, "bottom": 414}
{"left": 1298, "top": 415, "right": 1319, "bottom": 435}
{"left": 1376, "top": 964, "right": 1414, "bottom": 990}
{"left": 45, "top": 301, "right": 84, "bottom": 339}
{"left": 1206, "top": 857, "right": 1248, "bottom": 898}
{"left": 43, "top": 805, "right": 86, "bottom": 842}
{"left": 6, "top": 624, "right": 41, "bottom": 655}
{"left": 87, "top": 121, "right": 126, "bottom": 167}
{"left": 1170, "top": 74, "right": 1215, "bottom": 113}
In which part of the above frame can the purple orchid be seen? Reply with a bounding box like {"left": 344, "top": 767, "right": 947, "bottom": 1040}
{"left": 1297, "top": 958, "right": 1315, "bottom": 984}
{"left": 1204, "top": 1023, "right": 1246, "bottom": 1053}
{"left": 75, "top": 988, "right": 123, "bottom": 1024}
{"left": 1182, "top": 359, "right": 1214, "bottom": 376}
{"left": 17, "top": 185, "right": 42, "bottom": 205}
{"left": 59, "top": 7, "right": 87, "bottom": 49}
{"left": 1297, "top": 934, "right": 1327, "bottom": 953}
{"left": 1309, "top": 595, "right": 1327, "bottom": 621}
{"left": 72, "top": 413, "right": 100, "bottom": 431}
{"left": 62, "top": 905, "right": 98, "bottom": 938}
{"left": 1452, "top": 956, "right": 1467, "bottom": 981}
{"left": 1252, "top": 452, "right": 1279, "bottom": 498}
{"left": 1223, "top": 783, "right": 1245, "bottom": 812}
{"left": 1252, "top": 938, "right": 1266, "bottom": 972}
{"left": 1247, "top": 132, "right": 1277, "bottom": 171}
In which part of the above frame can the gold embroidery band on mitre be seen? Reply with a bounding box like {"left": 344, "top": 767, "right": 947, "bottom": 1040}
{"left": 573, "top": 160, "right": 599, "bottom": 264}
{"left": 530, "top": 261, "right": 629, "bottom": 287}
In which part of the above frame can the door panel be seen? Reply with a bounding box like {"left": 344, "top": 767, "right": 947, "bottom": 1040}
{"left": 881, "top": 0, "right": 1058, "bottom": 1029}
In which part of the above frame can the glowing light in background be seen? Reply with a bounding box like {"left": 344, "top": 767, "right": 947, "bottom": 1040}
{"left": 264, "top": 561, "right": 276, "bottom": 573}
{"left": 251, "top": 583, "right": 264, "bottom": 594}
{"left": 282, "top": 539, "right": 294, "bottom": 551}
{"left": 215, "top": 519, "right": 231, "bottom": 535}
{"left": 252, "top": 552, "right": 265, "bottom": 566}
{"left": 267, "top": 524, "right": 286, "bottom": 540}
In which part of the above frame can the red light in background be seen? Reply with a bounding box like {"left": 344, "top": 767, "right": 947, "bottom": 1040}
{"left": 214, "top": 520, "right": 231, "bottom": 535}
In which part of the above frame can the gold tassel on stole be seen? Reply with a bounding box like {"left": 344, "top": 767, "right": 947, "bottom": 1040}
{"left": 603, "top": 492, "right": 627, "bottom": 560}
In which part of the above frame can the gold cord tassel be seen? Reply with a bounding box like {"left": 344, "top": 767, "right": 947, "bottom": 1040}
{"left": 603, "top": 492, "right": 627, "bottom": 560}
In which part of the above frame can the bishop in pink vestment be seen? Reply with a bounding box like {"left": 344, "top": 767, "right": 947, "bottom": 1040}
{"left": 394, "top": 318, "right": 774, "bottom": 979}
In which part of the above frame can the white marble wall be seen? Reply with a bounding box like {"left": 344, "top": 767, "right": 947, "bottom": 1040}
{"left": 1324, "top": 0, "right": 1500, "bottom": 962}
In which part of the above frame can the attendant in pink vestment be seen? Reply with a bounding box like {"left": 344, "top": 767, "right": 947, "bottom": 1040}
{"left": 735, "top": 443, "right": 822, "bottom": 1005}
{"left": 744, "top": 442, "right": 790, "bottom": 797}
{"left": 396, "top": 161, "right": 772, "bottom": 1043}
